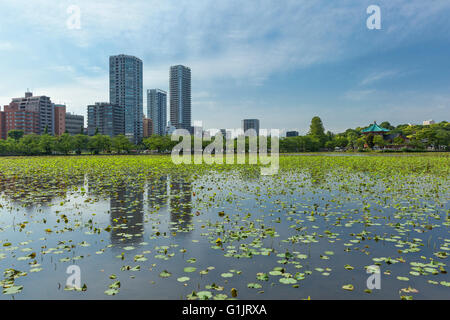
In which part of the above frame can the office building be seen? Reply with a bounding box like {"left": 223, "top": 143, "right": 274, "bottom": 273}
{"left": 242, "top": 119, "right": 260, "bottom": 136}
{"left": 170, "top": 65, "right": 191, "bottom": 131}
{"left": 147, "top": 89, "right": 167, "bottom": 135}
{"left": 11, "top": 92, "right": 54, "bottom": 134}
{"left": 110, "top": 55, "right": 143, "bottom": 144}
{"left": 87, "top": 102, "right": 124, "bottom": 137}
{"left": 65, "top": 112, "right": 85, "bottom": 135}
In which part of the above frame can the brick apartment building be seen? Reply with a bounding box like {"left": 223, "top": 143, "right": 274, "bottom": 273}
{"left": 11, "top": 92, "right": 53, "bottom": 135}
{"left": 2, "top": 102, "right": 40, "bottom": 136}
{"left": 53, "top": 104, "right": 66, "bottom": 136}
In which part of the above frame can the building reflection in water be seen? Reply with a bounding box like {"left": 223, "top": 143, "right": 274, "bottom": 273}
{"left": 148, "top": 175, "right": 168, "bottom": 210}
{"left": 109, "top": 184, "right": 144, "bottom": 246}
{"left": 0, "top": 174, "right": 83, "bottom": 210}
{"left": 168, "top": 175, "right": 193, "bottom": 235}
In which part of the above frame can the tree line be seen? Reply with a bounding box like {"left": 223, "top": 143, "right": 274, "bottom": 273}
{"left": 305, "top": 118, "right": 450, "bottom": 152}
{"left": 0, "top": 131, "right": 136, "bottom": 156}
{"left": 0, "top": 117, "right": 448, "bottom": 156}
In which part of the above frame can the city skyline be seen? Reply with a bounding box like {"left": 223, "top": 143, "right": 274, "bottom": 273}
{"left": 0, "top": 1, "right": 449, "bottom": 134}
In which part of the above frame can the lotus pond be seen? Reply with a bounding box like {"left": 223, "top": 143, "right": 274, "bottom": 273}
{"left": 0, "top": 154, "right": 449, "bottom": 300}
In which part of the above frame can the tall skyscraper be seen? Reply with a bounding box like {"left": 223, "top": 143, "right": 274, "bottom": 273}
{"left": 87, "top": 102, "right": 124, "bottom": 137}
{"left": 147, "top": 89, "right": 167, "bottom": 136}
{"left": 110, "top": 55, "right": 143, "bottom": 144}
{"left": 170, "top": 65, "right": 191, "bottom": 132}
{"left": 11, "top": 92, "right": 54, "bottom": 135}
{"left": 242, "top": 119, "right": 260, "bottom": 136}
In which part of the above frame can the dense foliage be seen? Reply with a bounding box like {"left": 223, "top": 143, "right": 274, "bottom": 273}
{"left": 0, "top": 118, "right": 448, "bottom": 156}
{"left": 281, "top": 119, "right": 450, "bottom": 152}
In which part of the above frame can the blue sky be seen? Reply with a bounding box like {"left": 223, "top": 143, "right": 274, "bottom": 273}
{"left": 0, "top": 0, "right": 449, "bottom": 134}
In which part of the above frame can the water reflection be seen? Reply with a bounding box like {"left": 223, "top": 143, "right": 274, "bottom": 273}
{"left": 0, "top": 175, "right": 83, "bottom": 208}
{"left": 110, "top": 184, "right": 144, "bottom": 246}
{"left": 169, "top": 176, "right": 193, "bottom": 234}
{"left": 0, "top": 172, "right": 198, "bottom": 246}
{"left": 148, "top": 175, "right": 168, "bottom": 209}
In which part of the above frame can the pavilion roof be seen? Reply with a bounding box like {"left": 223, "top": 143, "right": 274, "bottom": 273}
{"left": 361, "top": 122, "right": 390, "bottom": 133}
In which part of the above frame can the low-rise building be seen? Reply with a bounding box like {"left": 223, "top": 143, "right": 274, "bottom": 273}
{"left": 65, "top": 112, "right": 84, "bottom": 135}
{"left": 143, "top": 118, "right": 153, "bottom": 138}
{"left": 286, "top": 131, "right": 299, "bottom": 137}
{"left": 423, "top": 120, "right": 435, "bottom": 126}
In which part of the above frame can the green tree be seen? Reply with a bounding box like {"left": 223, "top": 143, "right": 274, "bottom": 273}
{"left": 356, "top": 137, "right": 366, "bottom": 149}
{"left": 73, "top": 134, "right": 89, "bottom": 155}
{"left": 393, "top": 136, "right": 405, "bottom": 145}
{"left": 435, "top": 129, "right": 450, "bottom": 150}
{"left": 56, "top": 133, "right": 75, "bottom": 155}
{"left": 325, "top": 140, "right": 336, "bottom": 150}
{"left": 143, "top": 136, "right": 162, "bottom": 152}
{"left": 0, "top": 139, "right": 7, "bottom": 155}
{"left": 8, "top": 130, "right": 24, "bottom": 141}
{"left": 88, "top": 135, "right": 111, "bottom": 154}
{"left": 308, "top": 116, "right": 327, "bottom": 147}
{"left": 17, "top": 134, "right": 42, "bottom": 155}
{"left": 346, "top": 132, "right": 359, "bottom": 149}
{"left": 144, "top": 135, "right": 174, "bottom": 153}
{"left": 365, "top": 134, "right": 375, "bottom": 149}
{"left": 112, "top": 135, "right": 133, "bottom": 154}
{"left": 334, "top": 136, "right": 349, "bottom": 148}
{"left": 380, "top": 121, "right": 394, "bottom": 130}
{"left": 40, "top": 134, "right": 56, "bottom": 155}
{"left": 373, "top": 135, "right": 386, "bottom": 148}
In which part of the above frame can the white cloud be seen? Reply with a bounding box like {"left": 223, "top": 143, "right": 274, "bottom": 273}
{"left": 48, "top": 65, "right": 76, "bottom": 73}
{"left": 2, "top": 0, "right": 449, "bottom": 84}
{"left": 0, "top": 0, "right": 449, "bottom": 130}
{"left": 360, "top": 70, "right": 399, "bottom": 86}
{"left": 0, "top": 42, "right": 13, "bottom": 51}
{"left": 33, "top": 75, "right": 109, "bottom": 120}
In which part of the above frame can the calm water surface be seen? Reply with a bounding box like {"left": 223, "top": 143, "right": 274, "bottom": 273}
{"left": 0, "top": 168, "right": 448, "bottom": 300}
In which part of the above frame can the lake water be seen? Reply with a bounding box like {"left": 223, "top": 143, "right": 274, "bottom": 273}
{"left": 0, "top": 163, "right": 448, "bottom": 300}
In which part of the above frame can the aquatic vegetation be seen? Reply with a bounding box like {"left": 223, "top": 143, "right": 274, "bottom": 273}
{"left": 0, "top": 154, "right": 448, "bottom": 299}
